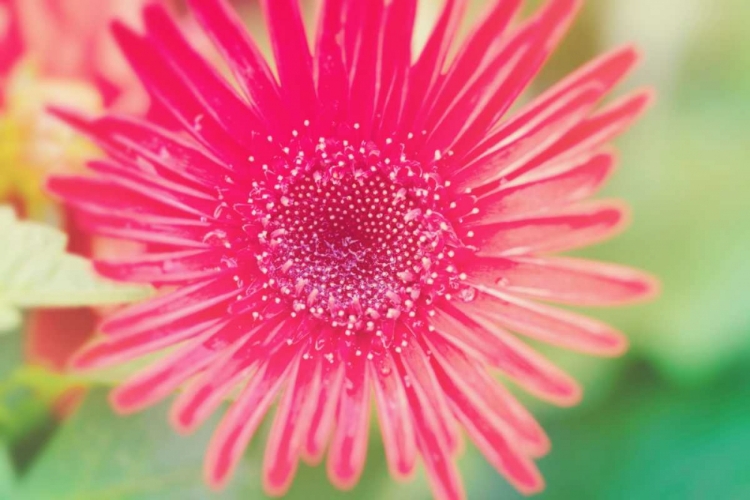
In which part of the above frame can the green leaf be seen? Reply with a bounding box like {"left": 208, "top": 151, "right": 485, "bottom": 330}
{"left": 20, "top": 390, "right": 258, "bottom": 500}
{"left": 0, "top": 444, "right": 15, "bottom": 499}
{"left": 467, "top": 360, "right": 750, "bottom": 500}
{"left": 0, "top": 207, "right": 152, "bottom": 326}
{"left": 0, "top": 306, "right": 20, "bottom": 333}
{"left": 17, "top": 387, "right": 434, "bottom": 500}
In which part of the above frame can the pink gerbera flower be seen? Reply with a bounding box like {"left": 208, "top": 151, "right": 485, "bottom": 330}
{"left": 49, "top": 0, "right": 658, "bottom": 498}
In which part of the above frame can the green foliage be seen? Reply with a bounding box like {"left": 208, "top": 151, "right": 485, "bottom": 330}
{"left": 466, "top": 360, "right": 750, "bottom": 500}
{"left": 19, "top": 390, "right": 256, "bottom": 500}
{"left": 0, "top": 207, "right": 152, "bottom": 331}
{"left": 16, "top": 388, "right": 432, "bottom": 500}
{"left": 0, "top": 445, "right": 15, "bottom": 499}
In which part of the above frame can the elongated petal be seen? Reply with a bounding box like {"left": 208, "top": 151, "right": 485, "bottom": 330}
{"left": 457, "top": 287, "right": 628, "bottom": 356}
{"left": 448, "top": 398, "right": 544, "bottom": 495}
{"left": 260, "top": 0, "right": 317, "bottom": 123}
{"left": 401, "top": 0, "right": 467, "bottom": 134}
{"left": 101, "top": 276, "right": 239, "bottom": 337}
{"left": 465, "top": 46, "right": 640, "bottom": 165}
{"left": 205, "top": 347, "right": 298, "bottom": 489}
{"left": 111, "top": 21, "right": 251, "bottom": 167}
{"left": 303, "top": 355, "right": 345, "bottom": 464}
{"left": 109, "top": 321, "right": 230, "bottom": 413}
{"left": 398, "top": 348, "right": 466, "bottom": 500}
{"left": 466, "top": 201, "right": 629, "bottom": 256}
{"left": 512, "top": 90, "right": 654, "bottom": 179}
{"left": 470, "top": 151, "right": 615, "bottom": 221}
{"left": 170, "top": 315, "right": 288, "bottom": 433}
{"left": 264, "top": 353, "right": 321, "bottom": 496}
{"left": 374, "top": 0, "right": 417, "bottom": 135}
{"left": 427, "top": 336, "right": 549, "bottom": 456}
{"left": 449, "top": 84, "right": 601, "bottom": 191}
{"left": 431, "top": 0, "right": 581, "bottom": 159}
{"left": 327, "top": 350, "right": 370, "bottom": 489}
{"left": 143, "top": 4, "right": 268, "bottom": 144}
{"left": 48, "top": 108, "right": 234, "bottom": 190}
{"left": 95, "top": 249, "right": 227, "bottom": 284}
{"left": 463, "top": 255, "right": 659, "bottom": 306}
{"left": 430, "top": 300, "right": 581, "bottom": 405}
{"left": 187, "top": 0, "right": 284, "bottom": 129}
{"left": 314, "top": 0, "right": 349, "bottom": 127}
{"left": 344, "top": 0, "right": 384, "bottom": 136}
{"left": 370, "top": 351, "right": 418, "bottom": 479}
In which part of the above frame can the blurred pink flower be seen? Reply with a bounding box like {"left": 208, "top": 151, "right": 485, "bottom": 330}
{"left": 50, "top": 1, "right": 658, "bottom": 498}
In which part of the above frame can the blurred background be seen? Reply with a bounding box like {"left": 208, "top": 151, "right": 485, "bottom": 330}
{"left": 1, "top": 0, "right": 750, "bottom": 498}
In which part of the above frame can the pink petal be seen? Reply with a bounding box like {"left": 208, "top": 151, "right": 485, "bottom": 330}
{"left": 109, "top": 321, "right": 230, "bottom": 414}
{"left": 263, "top": 353, "right": 321, "bottom": 496}
{"left": 71, "top": 318, "right": 222, "bottom": 371}
{"left": 205, "top": 346, "right": 298, "bottom": 489}
{"left": 413, "top": 0, "right": 521, "bottom": 140}
{"left": 427, "top": 336, "right": 549, "bottom": 457}
{"left": 314, "top": 0, "right": 349, "bottom": 128}
{"left": 466, "top": 200, "right": 629, "bottom": 256}
{"left": 86, "top": 160, "right": 217, "bottom": 216}
{"left": 448, "top": 397, "right": 544, "bottom": 495}
{"left": 186, "top": 0, "right": 284, "bottom": 134}
{"left": 70, "top": 210, "right": 213, "bottom": 249}
{"left": 48, "top": 174, "right": 205, "bottom": 220}
{"left": 302, "top": 355, "right": 345, "bottom": 464}
{"left": 448, "top": 84, "right": 601, "bottom": 192}
{"left": 370, "top": 350, "right": 418, "bottom": 480}
{"left": 515, "top": 89, "right": 654, "bottom": 178}
{"left": 430, "top": 300, "right": 582, "bottom": 405}
{"left": 456, "top": 287, "right": 628, "bottom": 356}
{"left": 111, "top": 21, "right": 250, "bottom": 167}
{"left": 398, "top": 338, "right": 460, "bottom": 454}
{"left": 170, "top": 315, "right": 289, "bottom": 433}
{"left": 259, "top": 0, "right": 317, "bottom": 124}
{"left": 401, "top": 0, "right": 466, "bottom": 134}
{"left": 327, "top": 350, "right": 371, "bottom": 490}
{"left": 465, "top": 45, "right": 640, "bottom": 166}
{"left": 101, "top": 276, "right": 239, "bottom": 337}
{"left": 48, "top": 108, "right": 234, "bottom": 190}
{"left": 344, "top": 1, "right": 384, "bottom": 136}
{"left": 143, "top": 4, "right": 268, "bottom": 148}
{"left": 398, "top": 347, "right": 466, "bottom": 500}
{"left": 373, "top": 0, "right": 417, "bottom": 135}
{"left": 429, "top": 0, "right": 581, "bottom": 159}
{"left": 463, "top": 255, "right": 659, "bottom": 306}
{"left": 94, "top": 249, "right": 227, "bottom": 285}
{"left": 469, "top": 151, "right": 615, "bottom": 221}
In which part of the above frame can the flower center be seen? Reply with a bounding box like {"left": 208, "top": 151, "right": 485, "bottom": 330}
{"left": 248, "top": 137, "right": 468, "bottom": 334}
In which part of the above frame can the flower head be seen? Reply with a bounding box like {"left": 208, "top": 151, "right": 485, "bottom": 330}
{"left": 50, "top": 0, "right": 658, "bottom": 498}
